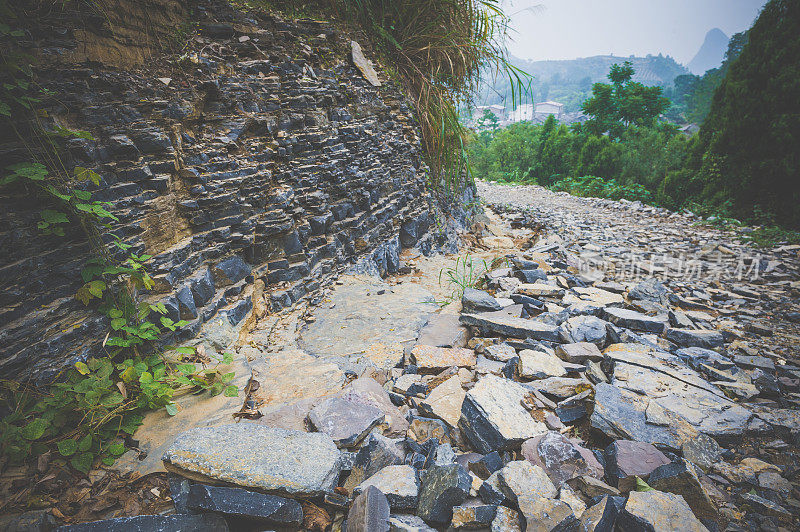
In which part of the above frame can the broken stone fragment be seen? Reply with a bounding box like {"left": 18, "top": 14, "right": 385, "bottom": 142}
{"left": 418, "top": 375, "right": 466, "bottom": 428}
{"left": 496, "top": 460, "right": 558, "bottom": 505}
{"left": 681, "top": 434, "right": 722, "bottom": 472}
{"left": 602, "top": 307, "right": 667, "bottom": 333}
{"left": 410, "top": 345, "right": 477, "bottom": 373}
{"left": 416, "top": 463, "right": 471, "bottom": 525}
{"left": 647, "top": 460, "right": 719, "bottom": 522}
{"left": 450, "top": 503, "right": 498, "bottom": 528}
{"left": 522, "top": 431, "right": 604, "bottom": 488}
{"left": 590, "top": 383, "right": 699, "bottom": 451}
{"left": 468, "top": 451, "right": 504, "bottom": 480}
{"left": 566, "top": 475, "right": 620, "bottom": 499}
{"left": 187, "top": 484, "right": 302, "bottom": 526}
{"left": 516, "top": 282, "right": 565, "bottom": 298}
{"left": 603, "top": 440, "right": 671, "bottom": 491}
{"left": 559, "top": 315, "right": 609, "bottom": 346}
{"left": 491, "top": 506, "right": 522, "bottom": 531}
{"left": 460, "top": 313, "right": 561, "bottom": 342}
{"left": 554, "top": 342, "right": 602, "bottom": 363}
{"left": 347, "top": 485, "right": 390, "bottom": 532}
{"left": 350, "top": 40, "right": 381, "bottom": 86}
{"left": 462, "top": 287, "right": 503, "bottom": 312}
{"left": 478, "top": 470, "right": 506, "bottom": 505}
{"left": 617, "top": 490, "right": 709, "bottom": 532}
{"left": 558, "top": 483, "right": 587, "bottom": 518}
{"left": 308, "top": 396, "right": 384, "bottom": 448}
{"left": 162, "top": 424, "right": 341, "bottom": 497}
{"left": 484, "top": 342, "right": 517, "bottom": 362}
{"left": 344, "top": 433, "right": 405, "bottom": 493}
{"left": 458, "top": 374, "right": 548, "bottom": 453}
{"left": 356, "top": 465, "right": 420, "bottom": 510}
{"left": 387, "top": 514, "right": 436, "bottom": 531}
{"left": 628, "top": 278, "right": 669, "bottom": 304}
{"left": 416, "top": 314, "right": 470, "bottom": 348}
{"left": 514, "top": 269, "right": 548, "bottom": 283}
{"left": 738, "top": 492, "right": 792, "bottom": 519}
{"left": 517, "top": 349, "right": 567, "bottom": 379}
{"left": 578, "top": 495, "right": 624, "bottom": 532}
{"left": 518, "top": 498, "right": 578, "bottom": 532}
{"left": 339, "top": 377, "right": 409, "bottom": 437}
{"left": 665, "top": 328, "right": 724, "bottom": 349}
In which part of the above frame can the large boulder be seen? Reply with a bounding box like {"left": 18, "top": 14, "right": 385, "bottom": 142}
{"left": 162, "top": 424, "right": 341, "bottom": 496}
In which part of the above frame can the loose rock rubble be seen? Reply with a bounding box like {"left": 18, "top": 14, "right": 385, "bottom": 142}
{"left": 58, "top": 181, "right": 799, "bottom": 531}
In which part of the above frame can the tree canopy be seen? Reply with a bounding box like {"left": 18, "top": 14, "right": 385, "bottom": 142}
{"left": 581, "top": 61, "right": 669, "bottom": 138}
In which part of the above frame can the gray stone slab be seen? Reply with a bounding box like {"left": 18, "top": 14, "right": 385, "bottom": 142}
{"left": 162, "top": 424, "right": 341, "bottom": 496}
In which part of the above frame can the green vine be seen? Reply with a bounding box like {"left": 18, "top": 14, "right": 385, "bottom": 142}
{"left": 0, "top": 8, "right": 238, "bottom": 475}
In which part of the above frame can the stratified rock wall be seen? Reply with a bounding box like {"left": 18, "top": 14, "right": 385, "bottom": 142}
{"left": 0, "top": 1, "right": 445, "bottom": 381}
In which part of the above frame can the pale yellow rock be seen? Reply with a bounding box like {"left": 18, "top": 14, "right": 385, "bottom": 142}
{"left": 410, "top": 345, "right": 477, "bottom": 373}
{"left": 419, "top": 375, "right": 466, "bottom": 427}
{"left": 517, "top": 282, "right": 565, "bottom": 298}
{"left": 362, "top": 342, "right": 405, "bottom": 371}
{"left": 573, "top": 286, "right": 624, "bottom": 306}
{"left": 350, "top": 40, "right": 381, "bottom": 86}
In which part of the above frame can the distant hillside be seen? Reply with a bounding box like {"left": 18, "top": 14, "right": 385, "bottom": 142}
{"left": 478, "top": 54, "right": 688, "bottom": 113}
{"left": 687, "top": 28, "right": 729, "bottom": 75}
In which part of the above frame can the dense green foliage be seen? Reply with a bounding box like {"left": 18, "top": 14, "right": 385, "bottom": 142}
{"left": 469, "top": 0, "right": 799, "bottom": 231}
{"left": 686, "top": 0, "right": 799, "bottom": 227}
{"left": 468, "top": 114, "right": 689, "bottom": 203}
{"left": 581, "top": 61, "right": 669, "bottom": 138}
{"left": 667, "top": 32, "right": 748, "bottom": 124}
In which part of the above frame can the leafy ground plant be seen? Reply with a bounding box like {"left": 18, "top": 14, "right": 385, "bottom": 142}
{"left": 0, "top": 347, "right": 237, "bottom": 473}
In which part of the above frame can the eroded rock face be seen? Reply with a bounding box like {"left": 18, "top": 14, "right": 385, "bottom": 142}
{"left": 162, "top": 424, "right": 341, "bottom": 496}
{"left": 3, "top": 12, "right": 436, "bottom": 381}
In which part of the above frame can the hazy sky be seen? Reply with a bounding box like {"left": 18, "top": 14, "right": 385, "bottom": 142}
{"left": 504, "top": 0, "right": 767, "bottom": 64}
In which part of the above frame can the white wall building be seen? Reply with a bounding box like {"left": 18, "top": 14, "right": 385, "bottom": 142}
{"left": 534, "top": 101, "right": 564, "bottom": 118}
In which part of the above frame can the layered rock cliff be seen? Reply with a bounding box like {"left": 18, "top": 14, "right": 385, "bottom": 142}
{"left": 0, "top": 0, "right": 466, "bottom": 381}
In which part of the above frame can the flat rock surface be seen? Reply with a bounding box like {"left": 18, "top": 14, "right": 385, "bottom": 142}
{"left": 299, "top": 275, "right": 437, "bottom": 360}
{"left": 162, "top": 424, "right": 341, "bottom": 496}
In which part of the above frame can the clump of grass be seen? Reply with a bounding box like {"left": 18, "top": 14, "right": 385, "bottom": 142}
{"left": 335, "top": 0, "right": 528, "bottom": 191}
{"left": 438, "top": 253, "right": 488, "bottom": 304}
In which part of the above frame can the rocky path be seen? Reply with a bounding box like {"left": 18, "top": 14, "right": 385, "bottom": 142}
{"left": 36, "top": 182, "right": 800, "bottom": 531}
